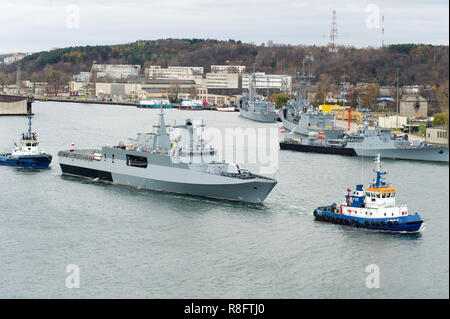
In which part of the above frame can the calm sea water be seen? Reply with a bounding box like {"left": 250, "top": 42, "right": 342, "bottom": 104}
{"left": 0, "top": 101, "right": 448, "bottom": 298}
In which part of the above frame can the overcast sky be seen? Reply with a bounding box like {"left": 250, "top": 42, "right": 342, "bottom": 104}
{"left": 0, "top": 0, "right": 448, "bottom": 53}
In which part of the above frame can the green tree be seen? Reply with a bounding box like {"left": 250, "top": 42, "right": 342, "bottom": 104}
{"left": 432, "top": 111, "right": 449, "bottom": 128}
{"left": 313, "top": 86, "right": 326, "bottom": 107}
{"left": 273, "top": 93, "right": 290, "bottom": 108}
{"left": 362, "top": 84, "right": 380, "bottom": 110}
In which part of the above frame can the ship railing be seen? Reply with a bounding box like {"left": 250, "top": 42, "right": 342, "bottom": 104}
{"left": 58, "top": 150, "right": 99, "bottom": 162}
{"left": 221, "top": 169, "right": 275, "bottom": 181}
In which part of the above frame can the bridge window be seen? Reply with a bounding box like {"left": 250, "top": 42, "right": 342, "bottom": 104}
{"left": 126, "top": 154, "right": 148, "bottom": 168}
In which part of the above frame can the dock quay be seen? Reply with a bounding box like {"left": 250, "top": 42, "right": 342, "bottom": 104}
{"left": 34, "top": 96, "right": 233, "bottom": 111}
{"left": 35, "top": 96, "right": 136, "bottom": 107}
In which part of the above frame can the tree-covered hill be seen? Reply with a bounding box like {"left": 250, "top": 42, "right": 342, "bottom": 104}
{"left": 1, "top": 39, "right": 448, "bottom": 89}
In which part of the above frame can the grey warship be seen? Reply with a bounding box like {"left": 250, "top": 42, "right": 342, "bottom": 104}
{"left": 58, "top": 109, "right": 277, "bottom": 203}
{"left": 239, "top": 73, "right": 278, "bottom": 123}
{"left": 279, "top": 58, "right": 344, "bottom": 139}
{"left": 280, "top": 112, "right": 449, "bottom": 162}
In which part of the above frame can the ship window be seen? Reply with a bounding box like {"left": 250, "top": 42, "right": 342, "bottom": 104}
{"left": 26, "top": 143, "right": 31, "bottom": 147}
{"left": 126, "top": 154, "right": 148, "bottom": 168}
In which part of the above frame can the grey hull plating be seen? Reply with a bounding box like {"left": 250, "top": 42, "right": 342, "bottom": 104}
{"left": 240, "top": 110, "right": 277, "bottom": 123}
{"left": 111, "top": 172, "right": 276, "bottom": 203}
{"left": 59, "top": 149, "right": 277, "bottom": 203}
{"left": 280, "top": 110, "right": 343, "bottom": 138}
{"left": 352, "top": 146, "right": 449, "bottom": 162}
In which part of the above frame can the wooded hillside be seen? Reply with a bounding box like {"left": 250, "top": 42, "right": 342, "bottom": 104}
{"left": 1, "top": 39, "right": 448, "bottom": 89}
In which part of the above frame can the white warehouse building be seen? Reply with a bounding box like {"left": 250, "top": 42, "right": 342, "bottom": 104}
{"left": 91, "top": 64, "right": 141, "bottom": 80}
{"left": 242, "top": 72, "right": 292, "bottom": 93}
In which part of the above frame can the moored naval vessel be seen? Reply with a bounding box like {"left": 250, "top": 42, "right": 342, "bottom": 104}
{"left": 58, "top": 109, "right": 277, "bottom": 203}
{"left": 280, "top": 111, "right": 449, "bottom": 162}
{"left": 239, "top": 73, "right": 278, "bottom": 123}
{"left": 279, "top": 58, "right": 344, "bottom": 138}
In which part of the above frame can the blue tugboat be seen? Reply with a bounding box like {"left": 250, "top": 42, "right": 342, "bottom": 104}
{"left": 313, "top": 154, "right": 423, "bottom": 232}
{"left": 0, "top": 115, "right": 52, "bottom": 168}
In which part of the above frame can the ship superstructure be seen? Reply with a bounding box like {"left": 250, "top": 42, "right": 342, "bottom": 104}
{"left": 279, "top": 58, "right": 344, "bottom": 138}
{"left": 239, "top": 73, "right": 277, "bottom": 123}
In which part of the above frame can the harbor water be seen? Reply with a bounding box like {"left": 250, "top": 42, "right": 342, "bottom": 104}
{"left": 0, "top": 101, "right": 448, "bottom": 298}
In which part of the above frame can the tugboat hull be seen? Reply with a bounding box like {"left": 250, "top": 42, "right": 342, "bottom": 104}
{"left": 313, "top": 208, "right": 423, "bottom": 232}
{"left": 0, "top": 154, "right": 52, "bottom": 168}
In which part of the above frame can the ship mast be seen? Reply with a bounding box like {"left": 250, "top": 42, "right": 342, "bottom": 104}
{"left": 27, "top": 114, "right": 33, "bottom": 138}
{"left": 373, "top": 154, "right": 387, "bottom": 188}
{"left": 295, "top": 55, "right": 314, "bottom": 112}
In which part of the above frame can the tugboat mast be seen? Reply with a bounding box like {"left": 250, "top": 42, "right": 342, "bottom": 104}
{"left": 373, "top": 154, "right": 387, "bottom": 188}
{"left": 26, "top": 114, "right": 34, "bottom": 139}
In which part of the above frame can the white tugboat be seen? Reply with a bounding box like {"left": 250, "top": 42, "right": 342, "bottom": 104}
{"left": 0, "top": 115, "right": 52, "bottom": 168}
{"left": 314, "top": 154, "right": 424, "bottom": 232}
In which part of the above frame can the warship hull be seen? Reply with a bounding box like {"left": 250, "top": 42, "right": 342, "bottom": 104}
{"left": 59, "top": 149, "right": 277, "bottom": 203}
{"left": 279, "top": 140, "right": 448, "bottom": 162}
{"left": 240, "top": 109, "right": 277, "bottom": 123}
{"left": 279, "top": 141, "right": 357, "bottom": 156}
{"left": 351, "top": 146, "right": 449, "bottom": 162}
{"left": 280, "top": 111, "right": 343, "bottom": 138}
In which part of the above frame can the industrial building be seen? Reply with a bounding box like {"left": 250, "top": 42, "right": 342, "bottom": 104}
{"left": 73, "top": 72, "right": 91, "bottom": 82}
{"left": 205, "top": 73, "right": 241, "bottom": 89}
{"left": 145, "top": 66, "right": 203, "bottom": 79}
{"left": 91, "top": 64, "right": 141, "bottom": 80}
{"left": 242, "top": 72, "right": 292, "bottom": 93}
{"left": 400, "top": 94, "right": 428, "bottom": 119}
{"left": 93, "top": 79, "right": 197, "bottom": 100}
{"left": 210, "top": 65, "right": 246, "bottom": 74}
{"left": 0, "top": 95, "right": 32, "bottom": 115}
{"left": 426, "top": 126, "right": 448, "bottom": 144}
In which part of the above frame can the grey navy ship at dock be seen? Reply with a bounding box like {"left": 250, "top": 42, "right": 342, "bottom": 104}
{"left": 58, "top": 109, "right": 277, "bottom": 203}
{"left": 279, "top": 58, "right": 344, "bottom": 139}
{"left": 280, "top": 111, "right": 449, "bottom": 162}
{"left": 239, "top": 73, "right": 278, "bottom": 123}
{"left": 279, "top": 58, "right": 449, "bottom": 163}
